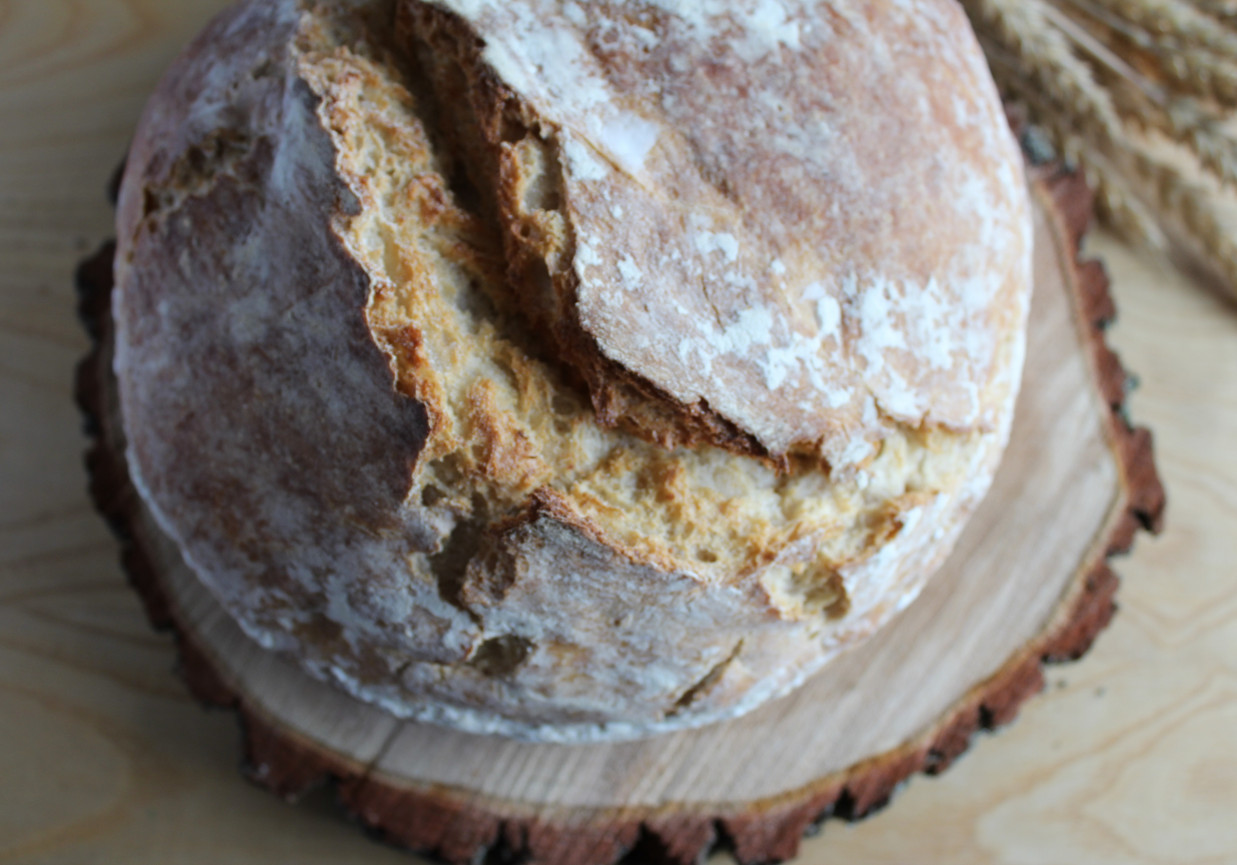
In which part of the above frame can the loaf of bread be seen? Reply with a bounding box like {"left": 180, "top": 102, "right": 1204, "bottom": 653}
{"left": 113, "top": 0, "right": 1031, "bottom": 741}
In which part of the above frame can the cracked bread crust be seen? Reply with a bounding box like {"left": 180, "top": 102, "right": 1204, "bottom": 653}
{"left": 408, "top": 0, "right": 1030, "bottom": 465}
{"left": 112, "top": 0, "right": 1031, "bottom": 741}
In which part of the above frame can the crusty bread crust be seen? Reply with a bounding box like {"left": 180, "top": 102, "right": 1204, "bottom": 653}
{"left": 406, "top": 0, "right": 1030, "bottom": 463}
{"left": 113, "top": 0, "right": 1031, "bottom": 740}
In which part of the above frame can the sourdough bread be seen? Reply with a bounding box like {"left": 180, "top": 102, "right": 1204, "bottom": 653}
{"left": 113, "top": 0, "right": 1031, "bottom": 741}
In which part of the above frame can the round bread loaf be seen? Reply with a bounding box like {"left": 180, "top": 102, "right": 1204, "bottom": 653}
{"left": 113, "top": 0, "right": 1032, "bottom": 741}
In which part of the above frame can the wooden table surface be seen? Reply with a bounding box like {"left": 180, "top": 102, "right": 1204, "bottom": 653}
{"left": 2, "top": 2, "right": 1235, "bottom": 863}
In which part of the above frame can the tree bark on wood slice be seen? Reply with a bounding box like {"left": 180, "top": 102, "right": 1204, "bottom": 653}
{"left": 74, "top": 161, "right": 1164, "bottom": 865}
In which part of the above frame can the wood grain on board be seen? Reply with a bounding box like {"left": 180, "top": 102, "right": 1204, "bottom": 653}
{"left": 0, "top": 2, "right": 1231, "bottom": 864}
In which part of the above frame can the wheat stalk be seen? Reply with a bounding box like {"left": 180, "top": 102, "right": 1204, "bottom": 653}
{"left": 960, "top": 0, "right": 1237, "bottom": 302}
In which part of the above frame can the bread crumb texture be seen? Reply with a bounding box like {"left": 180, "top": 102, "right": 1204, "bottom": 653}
{"left": 111, "top": 0, "right": 1031, "bottom": 740}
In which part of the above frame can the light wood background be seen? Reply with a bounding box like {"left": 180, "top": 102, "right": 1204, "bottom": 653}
{"left": 1, "top": 2, "right": 1234, "bottom": 863}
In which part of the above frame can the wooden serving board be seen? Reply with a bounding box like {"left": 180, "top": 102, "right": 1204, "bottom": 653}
{"left": 75, "top": 166, "right": 1163, "bottom": 865}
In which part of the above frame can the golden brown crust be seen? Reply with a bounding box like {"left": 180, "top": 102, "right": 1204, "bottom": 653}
{"left": 402, "top": 2, "right": 773, "bottom": 458}
{"left": 108, "top": 0, "right": 1031, "bottom": 739}
{"left": 406, "top": 0, "right": 1031, "bottom": 462}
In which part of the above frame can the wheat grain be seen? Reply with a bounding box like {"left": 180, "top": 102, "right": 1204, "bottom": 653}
{"left": 1194, "top": 0, "right": 1237, "bottom": 23}
{"left": 1164, "top": 99, "right": 1237, "bottom": 184}
{"left": 963, "top": 0, "right": 1126, "bottom": 144}
{"left": 1077, "top": 0, "right": 1237, "bottom": 105}
{"left": 963, "top": 0, "right": 1237, "bottom": 301}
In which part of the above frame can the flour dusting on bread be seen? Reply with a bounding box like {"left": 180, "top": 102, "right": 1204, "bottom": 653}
{"left": 112, "top": 0, "right": 1031, "bottom": 741}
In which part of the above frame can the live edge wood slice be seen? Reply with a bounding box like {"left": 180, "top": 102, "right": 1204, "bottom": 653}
{"left": 75, "top": 161, "right": 1164, "bottom": 865}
